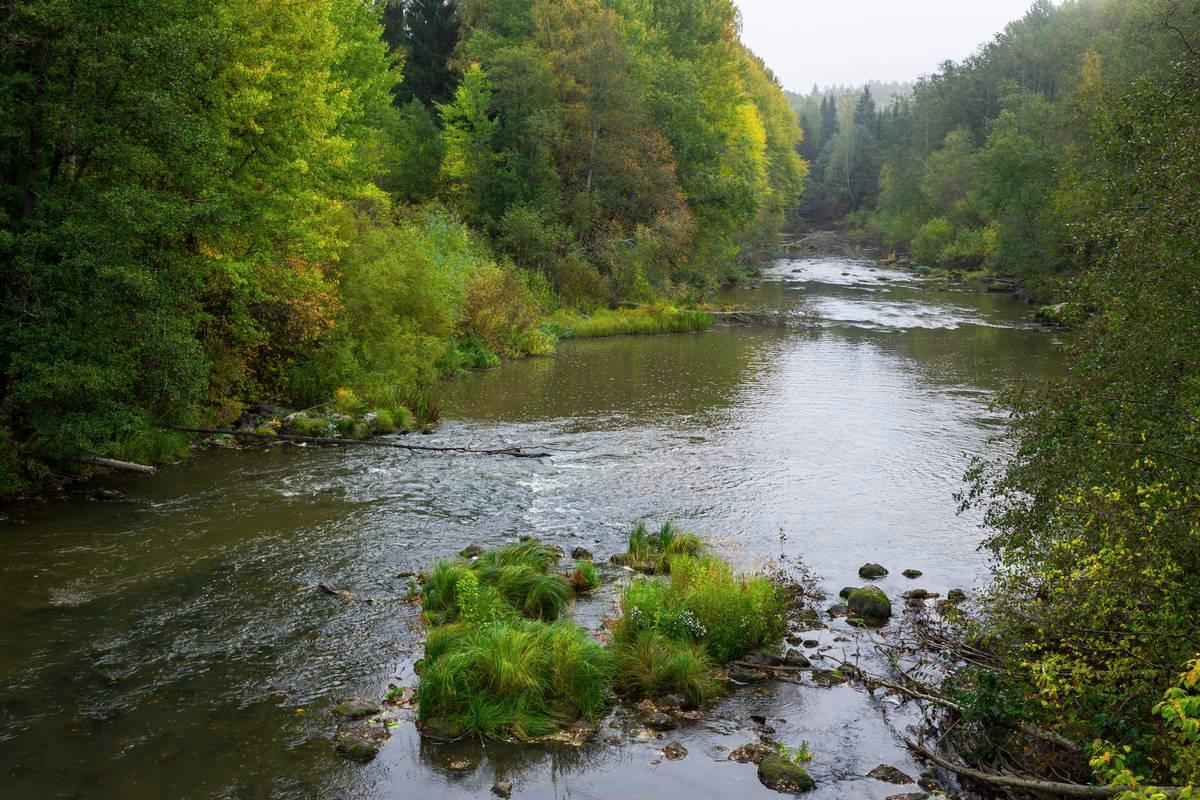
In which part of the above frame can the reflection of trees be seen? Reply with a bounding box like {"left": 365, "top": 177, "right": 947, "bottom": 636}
{"left": 418, "top": 731, "right": 624, "bottom": 784}
{"left": 441, "top": 329, "right": 783, "bottom": 427}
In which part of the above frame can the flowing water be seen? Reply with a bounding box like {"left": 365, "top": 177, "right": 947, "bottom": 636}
{"left": 0, "top": 257, "right": 1065, "bottom": 799}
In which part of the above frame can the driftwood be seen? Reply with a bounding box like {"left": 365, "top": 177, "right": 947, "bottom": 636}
{"left": 165, "top": 426, "right": 550, "bottom": 459}
{"left": 78, "top": 456, "right": 157, "bottom": 475}
{"left": 905, "top": 739, "right": 1188, "bottom": 798}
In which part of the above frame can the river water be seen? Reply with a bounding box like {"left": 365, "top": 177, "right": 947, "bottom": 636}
{"left": 0, "top": 257, "right": 1064, "bottom": 799}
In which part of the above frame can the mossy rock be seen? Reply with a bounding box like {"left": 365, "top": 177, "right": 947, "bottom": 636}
{"left": 858, "top": 563, "right": 888, "bottom": 579}
{"left": 417, "top": 717, "right": 466, "bottom": 743}
{"left": 848, "top": 586, "right": 892, "bottom": 626}
{"left": 758, "top": 754, "right": 816, "bottom": 793}
{"left": 334, "top": 698, "right": 381, "bottom": 719}
{"left": 253, "top": 424, "right": 278, "bottom": 437}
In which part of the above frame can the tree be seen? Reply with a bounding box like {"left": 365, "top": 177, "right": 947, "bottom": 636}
{"left": 382, "top": 0, "right": 461, "bottom": 106}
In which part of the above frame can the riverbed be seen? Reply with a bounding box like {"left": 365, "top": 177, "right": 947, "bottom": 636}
{"left": 0, "top": 257, "right": 1064, "bottom": 799}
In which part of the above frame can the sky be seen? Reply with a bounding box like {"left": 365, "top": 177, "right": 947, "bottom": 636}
{"left": 736, "top": 0, "right": 1039, "bottom": 91}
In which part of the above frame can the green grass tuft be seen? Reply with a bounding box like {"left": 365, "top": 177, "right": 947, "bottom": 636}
{"left": 613, "top": 520, "right": 706, "bottom": 574}
{"left": 569, "top": 560, "right": 600, "bottom": 593}
{"left": 613, "top": 630, "right": 717, "bottom": 709}
{"left": 417, "top": 618, "right": 613, "bottom": 739}
{"left": 552, "top": 307, "right": 714, "bottom": 339}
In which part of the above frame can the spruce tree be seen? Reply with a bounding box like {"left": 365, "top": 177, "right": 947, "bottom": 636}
{"left": 383, "top": 0, "right": 461, "bottom": 107}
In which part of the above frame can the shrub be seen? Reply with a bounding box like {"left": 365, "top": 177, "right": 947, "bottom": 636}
{"left": 613, "top": 630, "right": 717, "bottom": 709}
{"left": 421, "top": 541, "right": 569, "bottom": 625}
{"left": 912, "top": 216, "right": 956, "bottom": 265}
{"left": 417, "top": 618, "right": 613, "bottom": 739}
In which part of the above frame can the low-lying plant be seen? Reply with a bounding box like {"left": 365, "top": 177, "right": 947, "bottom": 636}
{"left": 552, "top": 306, "right": 714, "bottom": 339}
{"left": 777, "top": 740, "right": 813, "bottom": 764}
{"left": 613, "top": 630, "right": 717, "bottom": 709}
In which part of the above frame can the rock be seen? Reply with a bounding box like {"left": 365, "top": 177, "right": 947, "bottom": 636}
{"left": 902, "top": 588, "right": 936, "bottom": 600}
{"left": 744, "top": 651, "right": 785, "bottom": 667}
{"left": 902, "top": 569, "right": 923, "bottom": 579}
{"left": 418, "top": 717, "right": 466, "bottom": 742}
{"left": 802, "top": 639, "right": 819, "bottom": 648}
{"left": 90, "top": 488, "right": 125, "bottom": 502}
{"left": 811, "top": 668, "right": 848, "bottom": 687}
{"left": 786, "top": 634, "right": 804, "bottom": 646}
{"left": 947, "top": 588, "right": 967, "bottom": 603}
{"left": 491, "top": 781, "right": 513, "bottom": 798}
{"left": 918, "top": 771, "right": 938, "bottom": 791}
{"left": 663, "top": 740, "right": 688, "bottom": 760}
{"left": 886, "top": 794, "right": 929, "bottom": 800}
{"left": 334, "top": 698, "right": 381, "bottom": 719}
{"left": 848, "top": 586, "right": 892, "bottom": 626}
{"left": 643, "top": 712, "right": 677, "bottom": 731}
{"left": 784, "top": 649, "right": 811, "bottom": 668}
{"left": 459, "top": 544, "right": 483, "bottom": 558}
{"left": 604, "top": 735, "right": 621, "bottom": 745}
{"left": 826, "top": 603, "right": 848, "bottom": 618}
{"left": 838, "top": 586, "right": 856, "bottom": 599}
{"left": 859, "top": 563, "right": 889, "bottom": 579}
{"left": 729, "top": 741, "right": 775, "bottom": 764}
{"left": 571, "top": 546, "right": 592, "bottom": 560}
{"left": 868, "top": 764, "right": 915, "bottom": 784}
{"left": 758, "top": 754, "right": 816, "bottom": 793}
{"left": 728, "top": 667, "right": 766, "bottom": 684}
{"left": 334, "top": 727, "right": 386, "bottom": 762}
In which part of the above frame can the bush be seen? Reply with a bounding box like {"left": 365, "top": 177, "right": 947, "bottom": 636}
{"left": 417, "top": 618, "right": 613, "bottom": 739}
{"left": 912, "top": 216, "right": 956, "bottom": 265}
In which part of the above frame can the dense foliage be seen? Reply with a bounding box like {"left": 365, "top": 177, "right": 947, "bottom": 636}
{"left": 794, "top": 0, "right": 1197, "bottom": 295}
{"left": 960, "top": 32, "right": 1200, "bottom": 793}
{"left": 0, "top": 0, "right": 803, "bottom": 495}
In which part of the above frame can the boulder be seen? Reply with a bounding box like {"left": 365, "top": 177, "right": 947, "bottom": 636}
{"left": 728, "top": 667, "right": 766, "bottom": 684}
{"left": 859, "top": 563, "right": 889, "bottom": 579}
{"left": 848, "top": 587, "right": 892, "bottom": 626}
{"left": 758, "top": 754, "right": 816, "bottom": 793}
{"left": 418, "top": 717, "right": 466, "bottom": 743}
{"left": 826, "top": 603, "right": 848, "bottom": 619}
{"left": 334, "top": 698, "right": 381, "bottom": 720}
{"left": 946, "top": 588, "right": 967, "bottom": 603}
{"left": 901, "top": 569, "right": 923, "bottom": 579}
{"left": 868, "top": 764, "right": 915, "bottom": 784}
{"left": 571, "top": 546, "right": 593, "bottom": 560}
{"left": 459, "top": 544, "right": 483, "bottom": 558}
{"left": 491, "top": 781, "right": 513, "bottom": 798}
{"left": 838, "top": 586, "right": 856, "bottom": 599}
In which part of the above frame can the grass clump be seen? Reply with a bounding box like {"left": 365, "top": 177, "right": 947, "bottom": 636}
{"left": 614, "top": 555, "right": 786, "bottom": 664}
{"left": 418, "top": 618, "right": 613, "bottom": 739}
{"left": 420, "top": 540, "right": 571, "bottom": 625}
{"left": 776, "top": 740, "right": 813, "bottom": 764}
{"left": 613, "top": 630, "right": 717, "bottom": 709}
{"left": 611, "top": 520, "right": 706, "bottom": 574}
{"left": 569, "top": 560, "right": 600, "bottom": 593}
{"left": 554, "top": 307, "right": 714, "bottom": 339}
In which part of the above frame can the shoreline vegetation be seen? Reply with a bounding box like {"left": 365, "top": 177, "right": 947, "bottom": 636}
{"left": 0, "top": 0, "right": 806, "bottom": 499}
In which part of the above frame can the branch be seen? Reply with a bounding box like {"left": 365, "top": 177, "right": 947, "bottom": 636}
{"left": 905, "top": 739, "right": 1189, "bottom": 798}
{"left": 78, "top": 456, "right": 157, "bottom": 475}
{"left": 163, "top": 426, "right": 551, "bottom": 459}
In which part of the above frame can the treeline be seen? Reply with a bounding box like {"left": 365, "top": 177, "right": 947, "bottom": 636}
{"left": 0, "top": 0, "right": 804, "bottom": 494}
{"left": 796, "top": 0, "right": 1197, "bottom": 295}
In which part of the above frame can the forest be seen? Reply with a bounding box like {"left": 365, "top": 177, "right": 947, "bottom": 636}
{"left": 0, "top": 0, "right": 804, "bottom": 495}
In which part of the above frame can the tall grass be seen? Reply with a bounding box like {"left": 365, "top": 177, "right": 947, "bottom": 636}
{"left": 613, "top": 520, "right": 707, "bottom": 574}
{"left": 613, "top": 630, "right": 717, "bottom": 708}
{"left": 420, "top": 540, "right": 571, "bottom": 625}
{"left": 556, "top": 307, "right": 714, "bottom": 339}
{"left": 417, "top": 619, "right": 613, "bottom": 738}
{"left": 569, "top": 560, "right": 600, "bottom": 593}
{"left": 614, "top": 555, "right": 786, "bottom": 663}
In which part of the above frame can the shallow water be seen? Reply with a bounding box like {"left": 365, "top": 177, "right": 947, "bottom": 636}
{"left": 0, "top": 258, "right": 1064, "bottom": 799}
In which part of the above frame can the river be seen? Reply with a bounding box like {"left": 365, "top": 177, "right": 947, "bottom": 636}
{"left": 0, "top": 256, "right": 1064, "bottom": 799}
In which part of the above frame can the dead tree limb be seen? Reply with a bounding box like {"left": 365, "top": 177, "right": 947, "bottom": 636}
{"left": 164, "top": 426, "right": 551, "bottom": 459}
{"left": 78, "top": 456, "right": 157, "bottom": 474}
{"left": 905, "top": 739, "right": 1188, "bottom": 798}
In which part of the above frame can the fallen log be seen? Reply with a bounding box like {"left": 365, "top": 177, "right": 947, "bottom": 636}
{"left": 904, "top": 739, "right": 1188, "bottom": 798}
{"left": 78, "top": 456, "right": 157, "bottom": 475}
{"left": 164, "top": 426, "right": 550, "bottom": 459}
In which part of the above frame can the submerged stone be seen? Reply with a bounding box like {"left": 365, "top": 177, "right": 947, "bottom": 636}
{"left": 902, "top": 569, "right": 923, "bottom": 579}
{"left": 663, "top": 740, "right": 688, "bottom": 760}
{"left": 418, "top": 717, "right": 466, "bottom": 742}
{"left": 758, "top": 754, "right": 816, "bottom": 793}
{"left": 744, "top": 651, "right": 785, "bottom": 667}
{"left": 729, "top": 741, "right": 775, "bottom": 764}
{"left": 868, "top": 764, "right": 915, "bottom": 784}
{"left": 571, "top": 546, "right": 593, "bottom": 560}
{"left": 334, "top": 727, "right": 387, "bottom": 763}
{"left": 491, "top": 781, "right": 513, "bottom": 798}
{"left": 728, "top": 667, "right": 766, "bottom": 684}
{"left": 643, "top": 711, "right": 677, "bottom": 731}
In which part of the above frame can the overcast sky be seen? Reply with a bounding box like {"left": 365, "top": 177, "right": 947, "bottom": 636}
{"left": 736, "top": 0, "right": 1039, "bottom": 91}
